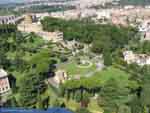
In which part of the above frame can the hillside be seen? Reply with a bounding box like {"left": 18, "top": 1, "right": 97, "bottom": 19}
{"left": 119, "top": 0, "right": 150, "bottom": 5}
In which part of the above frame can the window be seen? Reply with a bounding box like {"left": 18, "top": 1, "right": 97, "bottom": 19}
{"left": 5, "top": 86, "right": 8, "bottom": 90}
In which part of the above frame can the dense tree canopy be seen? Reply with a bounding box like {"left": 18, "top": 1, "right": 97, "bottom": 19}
{"left": 98, "top": 79, "right": 129, "bottom": 113}
{"left": 41, "top": 17, "right": 138, "bottom": 54}
{"left": 0, "top": 25, "right": 56, "bottom": 108}
{"left": 40, "top": 17, "right": 148, "bottom": 113}
{"left": 1, "top": 16, "right": 150, "bottom": 113}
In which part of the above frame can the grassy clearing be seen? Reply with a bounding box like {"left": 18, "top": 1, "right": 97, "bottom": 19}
{"left": 93, "top": 66, "right": 131, "bottom": 86}
{"left": 58, "top": 60, "right": 97, "bottom": 77}
{"left": 88, "top": 99, "right": 103, "bottom": 112}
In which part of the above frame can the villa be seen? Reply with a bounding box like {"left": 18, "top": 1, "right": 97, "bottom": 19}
{"left": 123, "top": 51, "right": 150, "bottom": 66}
{"left": 0, "top": 69, "right": 11, "bottom": 95}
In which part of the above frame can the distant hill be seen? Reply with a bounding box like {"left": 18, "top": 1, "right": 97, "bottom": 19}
{"left": 0, "top": 0, "right": 24, "bottom": 4}
{"left": 2, "top": 0, "right": 150, "bottom": 6}
{"left": 119, "top": 0, "right": 150, "bottom": 5}
{"left": 0, "top": 0, "right": 70, "bottom": 4}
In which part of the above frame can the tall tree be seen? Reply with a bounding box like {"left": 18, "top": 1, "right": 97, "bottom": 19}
{"left": 130, "top": 95, "right": 142, "bottom": 113}
{"left": 18, "top": 72, "right": 46, "bottom": 107}
{"left": 98, "top": 79, "right": 129, "bottom": 113}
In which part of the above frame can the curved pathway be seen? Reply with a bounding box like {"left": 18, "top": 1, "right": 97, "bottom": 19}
{"left": 77, "top": 60, "right": 93, "bottom": 68}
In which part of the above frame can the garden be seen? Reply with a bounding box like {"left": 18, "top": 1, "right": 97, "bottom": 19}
{"left": 57, "top": 53, "right": 103, "bottom": 78}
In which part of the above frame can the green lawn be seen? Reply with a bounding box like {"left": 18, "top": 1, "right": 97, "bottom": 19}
{"left": 64, "top": 99, "right": 80, "bottom": 111}
{"left": 62, "top": 66, "right": 134, "bottom": 113}
{"left": 88, "top": 99, "right": 103, "bottom": 113}
{"left": 58, "top": 60, "right": 97, "bottom": 77}
{"left": 58, "top": 58, "right": 132, "bottom": 87}
{"left": 93, "top": 66, "right": 133, "bottom": 87}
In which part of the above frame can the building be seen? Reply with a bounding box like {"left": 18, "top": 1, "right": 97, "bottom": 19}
{"left": 48, "top": 70, "right": 68, "bottom": 87}
{"left": 37, "top": 31, "right": 63, "bottom": 42}
{"left": 35, "top": 13, "right": 50, "bottom": 20}
{"left": 50, "top": 10, "right": 81, "bottom": 20}
{"left": 138, "top": 20, "right": 150, "bottom": 40}
{"left": 54, "top": 70, "right": 68, "bottom": 84}
{"left": 123, "top": 51, "right": 150, "bottom": 66}
{"left": 96, "top": 9, "right": 111, "bottom": 20}
{"left": 123, "top": 51, "right": 136, "bottom": 64}
{"left": 0, "top": 15, "right": 23, "bottom": 24}
{"left": 0, "top": 15, "right": 16, "bottom": 24}
{"left": 0, "top": 69, "right": 11, "bottom": 95}
{"left": 24, "top": 14, "right": 33, "bottom": 24}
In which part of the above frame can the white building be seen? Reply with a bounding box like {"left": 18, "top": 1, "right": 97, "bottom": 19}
{"left": 35, "top": 13, "right": 50, "bottom": 20}
{"left": 138, "top": 20, "right": 150, "bottom": 40}
{"left": 123, "top": 51, "right": 136, "bottom": 64}
{"left": 80, "top": 9, "right": 97, "bottom": 18}
{"left": 124, "top": 5, "right": 135, "bottom": 10}
{"left": 123, "top": 51, "right": 150, "bottom": 66}
{"left": 50, "top": 10, "right": 81, "bottom": 20}
{"left": 0, "top": 69, "right": 11, "bottom": 95}
{"left": 96, "top": 9, "right": 111, "bottom": 20}
{"left": 54, "top": 70, "right": 68, "bottom": 84}
{"left": 0, "top": 15, "right": 16, "bottom": 24}
{"left": 48, "top": 70, "right": 68, "bottom": 87}
{"left": 138, "top": 20, "right": 150, "bottom": 32}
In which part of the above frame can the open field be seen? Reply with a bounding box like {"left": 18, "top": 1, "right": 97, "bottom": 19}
{"left": 58, "top": 60, "right": 97, "bottom": 78}
{"left": 93, "top": 66, "right": 131, "bottom": 86}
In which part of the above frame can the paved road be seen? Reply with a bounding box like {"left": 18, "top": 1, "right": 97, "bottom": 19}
{"left": 85, "top": 68, "right": 103, "bottom": 77}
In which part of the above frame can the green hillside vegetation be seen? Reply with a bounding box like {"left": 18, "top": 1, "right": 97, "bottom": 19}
{"left": 1, "top": 16, "right": 150, "bottom": 113}
{"left": 58, "top": 60, "right": 97, "bottom": 78}
{"left": 41, "top": 17, "right": 150, "bottom": 113}
{"left": 62, "top": 66, "right": 136, "bottom": 91}
{"left": 18, "top": 5, "right": 75, "bottom": 13}
{"left": 0, "top": 26, "right": 56, "bottom": 108}
{"left": 41, "top": 17, "right": 137, "bottom": 54}
{"left": 119, "top": 0, "right": 150, "bottom": 5}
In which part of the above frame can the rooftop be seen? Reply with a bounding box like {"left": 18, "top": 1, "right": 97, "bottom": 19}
{"left": 0, "top": 69, "right": 7, "bottom": 78}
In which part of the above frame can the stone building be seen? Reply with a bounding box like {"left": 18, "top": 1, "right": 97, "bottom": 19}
{"left": 24, "top": 14, "right": 37, "bottom": 24}
{"left": 48, "top": 70, "right": 68, "bottom": 87}
{"left": 54, "top": 70, "right": 68, "bottom": 85}
{"left": 24, "top": 14, "right": 33, "bottom": 24}
{"left": 0, "top": 15, "right": 16, "bottom": 24}
{"left": 0, "top": 69, "right": 11, "bottom": 95}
